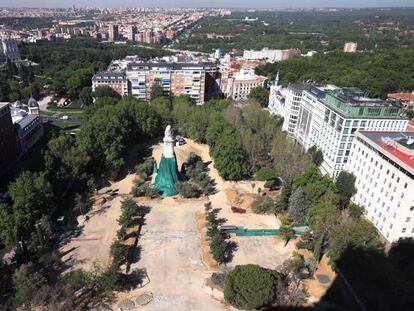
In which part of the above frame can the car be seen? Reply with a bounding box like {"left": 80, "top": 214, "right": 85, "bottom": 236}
{"left": 175, "top": 135, "right": 186, "bottom": 145}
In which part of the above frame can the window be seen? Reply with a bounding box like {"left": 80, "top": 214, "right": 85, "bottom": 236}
{"left": 410, "top": 206, "right": 414, "bottom": 211}
{"left": 397, "top": 177, "right": 400, "bottom": 183}
{"left": 402, "top": 228, "right": 407, "bottom": 233}
{"left": 406, "top": 217, "right": 411, "bottom": 222}
{"left": 404, "top": 183, "right": 408, "bottom": 189}
{"left": 390, "top": 223, "right": 393, "bottom": 229}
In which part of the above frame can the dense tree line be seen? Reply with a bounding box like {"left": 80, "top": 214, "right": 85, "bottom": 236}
{"left": 0, "top": 38, "right": 170, "bottom": 102}
{"left": 174, "top": 9, "right": 414, "bottom": 53}
{"left": 256, "top": 48, "right": 414, "bottom": 98}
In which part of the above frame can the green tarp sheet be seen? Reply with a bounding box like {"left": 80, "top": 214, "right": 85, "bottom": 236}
{"left": 154, "top": 156, "right": 179, "bottom": 197}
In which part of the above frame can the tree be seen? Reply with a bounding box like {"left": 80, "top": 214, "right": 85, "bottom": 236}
{"left": 279, "top": 225, "right": 294, "bottom": 247}
{"left": 12, "top": 263, "right": 47, "bottom": 308}
{"left": 79, "top": 86, "right": 93, "bottom": 105}
{"left": 255, "top": 167, "right": 277, "bottom": 181}
{"left": 251, "top": 196, "right": 276, "bottom": 214}
{"left": 74, "top": 193, "right": 89, "bottom": 215}
{"left": 308, "top": 145, "right": 324, "bottom": 166}
{"left": 210, "top": 232, "right": 227, "bottom": 263}
{"left": 0, "top": 172, "right": 54, "bottom": 249}
{"left": 348, "top": 203, "right": 364, "bottom": 219}
{"left": 206, "top": 115, "right": 248, "bottom": 181}
{"left": 279, "top": 178, "right": 293, "bottom": 212}
{"left": 293, "top": 164, "right": 339, "bottom": 208}
{"left": 247, "top": 86, "right": 270, "bottom": 107}
{"left": 288, "top": 187, "right": 306, "bottom": 223}
{"left": 335, "top": 171, "right": 357, "bottom": 208}
{"left": 92, "top": 86, "right": 121, "bottom": 99}
{"left": 223, "top": 264, "right": 278, "bottom": 310}
{"left": 328, "top": 218, "right": 383, "bottom": 266}
{"left": 150, "top": 83, "right": 164, "bottom": 100}
{"left": 176, "top": 181, "right": 201, "bottom": 198}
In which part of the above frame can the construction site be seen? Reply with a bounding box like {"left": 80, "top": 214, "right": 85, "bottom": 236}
{"left": 60, "top": 138, "right": 335, "bottom": 310}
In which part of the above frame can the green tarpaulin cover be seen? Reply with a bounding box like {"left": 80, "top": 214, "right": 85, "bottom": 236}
{"left": 154, "top": 156, "right": 179, "bottom": 196}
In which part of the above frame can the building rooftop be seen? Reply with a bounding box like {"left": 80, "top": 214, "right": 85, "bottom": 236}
{"left": 388, "top": 92, "right": 414, "bottom": 102}
{"left": 322, "top": 86, "right": 404, "bottom": 119}
{"left": 16, "top": 114, "right": 37, "bottom": 129}
{"left": 357, "top": 131, "right": 414, "bottom": 175}
{"left": 92, "top": 71, "right": 127, "bottom": 80}
{"left": 288, "top": 83, "right": 312, "bottom": 93}
{"left": 126, "top": 62, "right": 217, "bottom": 71}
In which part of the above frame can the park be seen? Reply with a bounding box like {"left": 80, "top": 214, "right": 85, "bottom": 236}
{"left": 60, "top": 124, "right": 334, "bottom": 310}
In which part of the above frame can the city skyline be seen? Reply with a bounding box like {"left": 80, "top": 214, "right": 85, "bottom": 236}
{"left": 1, "top": 0, "right": 414, "bottom": 8}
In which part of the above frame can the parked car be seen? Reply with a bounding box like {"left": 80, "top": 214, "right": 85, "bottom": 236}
{"left": 175, "top": 135, "right": 186, "bottom": 145}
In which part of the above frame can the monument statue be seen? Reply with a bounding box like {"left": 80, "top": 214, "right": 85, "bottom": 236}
{"left": 154, "top": 124, "right": 179, "bottom": 196}
{"left": 164, "top": 125, "right": 173, "bottom": 141}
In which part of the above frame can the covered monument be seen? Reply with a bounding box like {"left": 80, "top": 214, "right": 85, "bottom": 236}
{"left": 153, "top": 125, "right": 179, "bottom": 196}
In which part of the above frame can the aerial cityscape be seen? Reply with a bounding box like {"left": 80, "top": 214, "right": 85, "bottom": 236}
{"left": 0, "top": 1, "right": 414, "bottom": 311}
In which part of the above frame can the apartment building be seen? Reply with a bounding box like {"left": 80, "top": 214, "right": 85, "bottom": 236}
{"left": 126, "top": 62, "right": 219, "bottom": 104}
{"left": 243, "top": 48, "right": 301, "bottom": 63}
{"left": 220, "top": 69, "right": 267, "bottom": 101}
{"left": 295, "top": 85, "right": 407, "bottom": 178}
{"left": 282, "top": 83, "right": 312, "bottom": 137}
{"left": 92, "top": 72, "right": 129, "bottom": 96}
{"left": 346, "top": 131, "right": 414, "bottom": 243}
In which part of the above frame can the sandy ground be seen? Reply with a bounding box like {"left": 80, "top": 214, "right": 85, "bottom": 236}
{"left": 60, "top": 174, "right": 136, "bottom": 271}
{"left": 153, "top": 140, "right": 292, "bottom": 269}
{"left": 123, "top": 198, "right": 226, "bottom": 311}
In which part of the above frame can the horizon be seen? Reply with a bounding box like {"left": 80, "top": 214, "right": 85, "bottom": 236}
{"left": 1, "top": 0, "right": 414, "bottom": 9}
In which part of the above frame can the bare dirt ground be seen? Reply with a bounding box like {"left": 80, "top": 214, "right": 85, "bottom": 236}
{"left": 60, "top": 174, "right": 136, "bottom": 271}
{"left": 153, "top": 140, "right": 293, "bottom": 269}
{"left": 123, "top": 198, "right": 226, "bottom": 311}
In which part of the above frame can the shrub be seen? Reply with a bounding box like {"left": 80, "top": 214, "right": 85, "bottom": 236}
{"left": 135, "top": 157, "right": 155, "bottom": 180}
{"left": 211, "top": 272, "right": 226, "bottom": 288}
{"left": 176, "top": 181, "right": 201, "bottom": 198}
{"left": 110, "top": 241, "right": 129, "bottom": 266}
{"left": 264, "top": 177, "right": 283, "bottom": 190}
{"left": 251, "top": 196, "right": 276, "bottom": 214}
{"left": 223, "top": 264, "right": 278, "bottom": 310}
{"left": 255, "top": 167, "right": 277, "bottom": 181}
{"left": 132, "top": 183, "right": 160, "bottom": 198}
{"left": 210, "top": 232, "right": 227, "bottom": 263}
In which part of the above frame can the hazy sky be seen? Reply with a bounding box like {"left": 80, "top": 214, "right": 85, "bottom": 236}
{"left": 1, "top": 0, "right": 414, "bottom": 8}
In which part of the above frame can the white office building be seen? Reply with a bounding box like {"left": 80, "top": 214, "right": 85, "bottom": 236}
{"left": 295, "top": 85, "right": 408, "bottom": 178}
{"left": 268, "top": 73, "right": 287, "bottom": 119}
{"left": 346, "top": 131, "right": 414, "bottom": 243}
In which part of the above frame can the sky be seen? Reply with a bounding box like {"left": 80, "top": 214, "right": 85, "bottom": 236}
{"left": 1, "top": 0, "right": 414, "bottom": 8}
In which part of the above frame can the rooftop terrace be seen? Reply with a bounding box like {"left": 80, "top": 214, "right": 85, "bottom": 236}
{"left": 324, "top": 87, "right": 403, "bottom": 118}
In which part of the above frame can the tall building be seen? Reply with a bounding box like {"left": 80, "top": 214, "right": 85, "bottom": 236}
{"left": 128, "top": 25, "right": 138, "bottom": 41}
{"left": 282, "top": 83, "right": 312, "bottom": 138}
{"left": 1, "top": 38, "right": 21, "bottom": 63}
{"left": 126, "top": 62, "right": 220, "bottom": 104}
{"left": 220, "top": 68, "right": 267, "bottom": 101}
{"left": 108, "top": 24, "right": 119, "bottom": 41}
{"left": 295, "top": 85, "right": 407, "bottom": 178}
{"left": 92, "top": 72, "right": 129, "bottom": 97}
{"left": 0, "top": 103, "right": 20, "bottom": 180}
{"left": 344, "top": 42, "right": 358, "bottom": 53}
{"left": 346, "top": 131, "right": 414, "bottom": 243}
